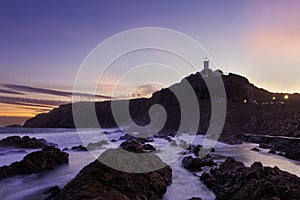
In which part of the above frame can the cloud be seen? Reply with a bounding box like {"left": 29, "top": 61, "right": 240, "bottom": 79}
{"left": 0, "top": 96, "right": 68, "bottom": 107}
{"left": 0, "top": 89, "right": 25, "bottom": 95}
{"left": 2, "top": 84, "right": 113, "bottom": 99}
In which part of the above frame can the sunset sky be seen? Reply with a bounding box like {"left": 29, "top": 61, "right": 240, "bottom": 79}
{"left": 1, "top": 0, "right": 300, "bottom": 126}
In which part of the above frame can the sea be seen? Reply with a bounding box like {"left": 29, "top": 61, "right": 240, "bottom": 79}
{"left": 0, "top": 127, "right": 300, "bottom": 200}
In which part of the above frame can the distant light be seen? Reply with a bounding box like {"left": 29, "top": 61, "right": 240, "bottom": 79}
{"left": 272, "top": 97, "right": 276, "bottom": 100}
{"left": 243, "top": 99, "right": 247, "bottom": 103}
{"left": 284, "top": 95, "right": 289, "bottom": 100}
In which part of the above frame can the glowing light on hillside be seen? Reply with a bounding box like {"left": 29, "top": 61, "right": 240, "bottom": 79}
{"left": 284, "top": 95, "right": 289, "bottom": 100}
{"left": 243, "top": 99, "right": 247, "bottom": 103}
{"left": 272, "top": 97, "right": 276, "bottom": 100}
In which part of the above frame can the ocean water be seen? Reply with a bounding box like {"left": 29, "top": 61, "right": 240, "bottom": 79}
{"left": 0, "top": 128, "right": 299, "bottom": 200}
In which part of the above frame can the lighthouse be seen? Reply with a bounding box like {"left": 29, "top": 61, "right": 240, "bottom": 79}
{"left": 203, "top": 58, "right": 209, "bottom": 70}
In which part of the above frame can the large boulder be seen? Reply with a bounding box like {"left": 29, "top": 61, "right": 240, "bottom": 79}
{"left": 0, "top": 146, "right": 69, "bottom": 179}
{"left": 0, "top": 135, "right": 54, "bottom": 148}
{"left": 47, "top": 140, "right": 172, "bottom": 200}
{"left": 182, "top": 155, "right": 216, "bottom": 171}
{"left": 200, "top": 157, "right": 300, "bottom": 200}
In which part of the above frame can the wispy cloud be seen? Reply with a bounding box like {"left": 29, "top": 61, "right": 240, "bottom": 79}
{"left": 0, "top": 96, "right": 68, "bottom": 107}
{"left": 0, "top": 88, "right": 25, "bottom": 95}
{"left": 2, "top": 84, "right": 112, "bottom": 99}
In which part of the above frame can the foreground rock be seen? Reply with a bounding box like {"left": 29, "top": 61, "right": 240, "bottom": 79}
{"left": 0, "top": 135, "right": 53, "bottom": 148}
{"left": 0, "top": 146, "right": 68, "bottom": 179}
{"left": 47, "top": 140, "right": 172, "bottom": 200}
{"left": 200, "top": 157, "right": 300, "bottom": 200}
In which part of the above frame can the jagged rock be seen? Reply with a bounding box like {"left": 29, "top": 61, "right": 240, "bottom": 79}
{"left": 188, "top": 198, "right": 202, "bottom": 200}
{"left": 200, "top": 157, "right": 300, "bottom": 200}
{"left": 47, "top": 140, "right": 172, "bottom": 200}
{"left": 0, "top": 146, "right": 68, "bottom": 179}
{"left": 119, "top": 140, "right": 156, "bottom": 153}
{"left": 258, "top": 143, "right": 273, "bottom": 149}
{"left": 0, "top": 135, "right": 53, "bottom": 148}
{"left": 182, "top": 155, "right": 215, "bottom": 171}
{"left": 218, "top": 134, "right": 243, "bottom": 145}
{"left": 71, "top": 145, "right": 87, "bottom": 151}
{"left": 87, "top": 140, "right": 108, "bottom": 150}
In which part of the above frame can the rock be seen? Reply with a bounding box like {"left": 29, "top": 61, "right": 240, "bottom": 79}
{"left": 200, "top": 157, "right": 300, "bottom": 200}
{"left": 259, "top": 143, "right": 273, "bottom": 149}
{"left": 5, "top": 124, "right": 22, "bottom": 127}
{"left": 0, "top": 135, "right": 53, "bottom": 148}
{"left": 119, "top": 140, "right": 155, "bottom": 153}
{"left": 44, "top": 186, "right": 61, "bottom": 200}
{"left": 0, "top": 146, "right": 68, "bottom": 179}
{"left": 218, "top": 134, "right": 243, "bottom": 145}
{"left": 188, "top": 198, "right": 202, "bottom": 200}
{"left": 251, "top": 147, "right": 260, "bottom": 152}
{"left": 182, "top": 155, "right": 215, "bottom": 171}
{"left": 87, "top": 140, "right": 108, "bottom": 150}
{"left": 278, "top": 152, "right": 285, "bottom": 156}
{"left": 70, "top": 145, "right": 87, "bottom": 151}
{"left": 165, "top": 137, "right": 172, "bottom": 142}
{"left": 111, "top": 139, "right": 117, "bottom": 142}
{"left": 47, "top": 140, "right": 172, "bottom": 200}
{"left": 268, "top": 150, "right": 276, "bottom": 154}
{"left": 285, "top": 148, "right": 300, "bottom": 160}
{"left": 119, "top": 134, "right": 135, "bottom": 141}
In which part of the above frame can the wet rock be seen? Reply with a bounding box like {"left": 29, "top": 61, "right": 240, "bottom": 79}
{"left": 111, "top": 139, "right": 117, "bottom": 142}
{"left": 44, "top": 186, "right": 61, "bottom": 200}
{"left": 87, "top": 140, "right": 108, "bottom": 150}
{"left": 259, "top": 143, "right": 273, "bottom": 149}
{"left": 251, "top": 147, "right": 260, "bottom": 152}
{"left": 0, "top": 146, "right": 69, "bottom": 179}
{"left": 200, "top": 157, "right": 300, "bottom": 200}
{"left": 47, "top": 140, "right": 172, "bottom": 200}
{"left": 182, "top": 155, "right": 215, "bottom": 171}
{"left": 119, "top": 134, "right": 154, "bottom": 144}
{"left": 268, "top": 150, "right": 276, "bottom": 154}
{"left": 0, "top": 135, "right": 53, "bottom": 148}
{"left": 70, "top": 145, "right": 87, "bottom": 151}
{"left": 119, "top": 140, "right": 155, "bottom": 153}
{"left": 218, "top": 134, "right": 243, "bottom": 145}
{"left": 285, "top": 148, "right": 300, "bottom": 160}
{"left": 165, "top": 137, "right": 172, "bottom": 142}
{"left": 119, "top": 133, "right": 135, "bottom": 140}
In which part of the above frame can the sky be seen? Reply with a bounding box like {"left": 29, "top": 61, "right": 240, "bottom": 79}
{"left": 0, "top": 0, "right": 300, "bottom": 126}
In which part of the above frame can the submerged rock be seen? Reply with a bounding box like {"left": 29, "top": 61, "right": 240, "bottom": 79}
{"left": 200, "top": 157, "right": 300, "bottom": 200}
{"left": 0, "top": 146, "right": 69, "bottom": 179}
{"left": 0, "top": 135, "right": 54, "bottom": 148}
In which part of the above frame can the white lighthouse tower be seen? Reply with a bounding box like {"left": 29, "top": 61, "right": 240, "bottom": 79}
{"left": 201, "top": 58, "right": 212, "bottom": 77}
{"left": 203, "top": 58, "right": 209, "bottom": 70}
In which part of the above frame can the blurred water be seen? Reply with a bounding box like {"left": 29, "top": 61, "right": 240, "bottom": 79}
{"left": 0, "top": 128, "right": 299, "bottom": 200}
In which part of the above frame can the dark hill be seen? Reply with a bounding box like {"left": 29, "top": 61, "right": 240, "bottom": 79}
{"left": 23, "top": 72, "right": 300, "bottom": 138}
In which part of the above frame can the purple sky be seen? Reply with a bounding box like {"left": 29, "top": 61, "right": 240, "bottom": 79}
{"left": 0, "top": 0, "right": 300, "bottom": 126}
